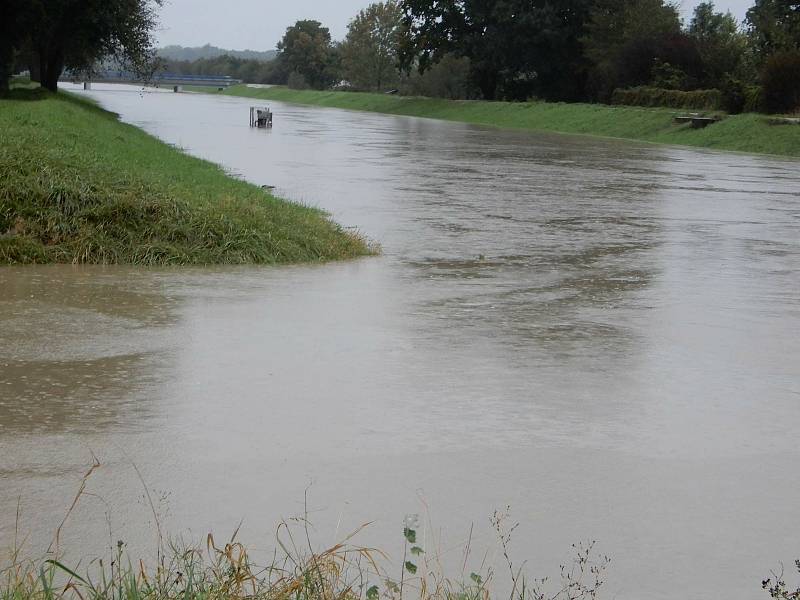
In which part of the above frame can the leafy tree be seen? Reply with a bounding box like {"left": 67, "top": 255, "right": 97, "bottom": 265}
{"left": 341, "top": 1, "right": 403, "bottom": 91}
{"left": 3, "top": 0, "right": 161, "bottom": 92}
{"left": 277, "top": 20, "right": 337, "bottom": 89}
{"left": 691, "top": 2, "right": 740, "bottom": 41}
{"left": 0, "top": 0, "right": 31, "bottom": 91}
{"left": 399, "top": 53, "right": 476, "bottom": 98}
{"left": 761, "top": 49, "right": 800, "bottom": 112}
{"left": 689, "top": 2, "right": 748, "bottom": 87}
{"left": 582, "top": 0, "right": 686, "bottom": 99}
{"left": 399, "top": 0, "right": 593, "bottom": 101}
{"left": 746, "top": 0, "right": 800, "bottom": 57}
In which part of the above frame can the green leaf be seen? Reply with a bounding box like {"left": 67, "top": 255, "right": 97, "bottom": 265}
{"left": 403, "top": 527, "right": 416, "bottom": 544}
{"left": 367, "top": 585, "right": 379, "bottom": 600}
{"left": 405, "top": 561, "right": 418, "bottom": 575}
{"left": 44, "top": 560, "right": 88, "bottom": 585}
{"left": 470, "top": 572, "right": 483, "bottom": 585}
{"left": 410, "top": 546, "right": 424, "bottom": 556}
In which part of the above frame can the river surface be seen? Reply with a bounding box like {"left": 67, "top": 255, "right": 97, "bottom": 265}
{"left": 2, "top": 83, "right": 799, "bottom": 600}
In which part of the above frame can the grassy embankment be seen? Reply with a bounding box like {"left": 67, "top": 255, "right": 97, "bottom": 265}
{"left": 0, "top": 86, "right": 372, "bottom": 265}
{"left": 215, "top": 85, "right": 800, "bottom": 158}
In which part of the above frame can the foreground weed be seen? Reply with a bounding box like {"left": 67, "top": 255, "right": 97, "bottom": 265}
{"left": 0, "top": 459, "right": 610, "bottom": 600}
{"left": 764, "top": 560, "right": 800, "bottom": 600}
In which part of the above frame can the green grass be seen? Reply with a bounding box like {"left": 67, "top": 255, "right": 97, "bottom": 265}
{"left": 221, "top": 85, "right": 800, "bottom": 158}
{"left": 0, "top": 87, "right": 373, "bottom": 265}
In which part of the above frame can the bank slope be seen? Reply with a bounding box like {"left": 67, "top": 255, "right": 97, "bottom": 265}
{"left": 0, "top": 89, "right": 372, "bottom": 265}
{"left": 220, "top": 86, "right": 800, "bottom": 158}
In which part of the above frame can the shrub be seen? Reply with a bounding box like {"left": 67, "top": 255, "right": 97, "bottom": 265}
{"left": 287, "top": 71, "right": 309, "bottom": 90}
{"left": 651, "top": 59, "right": 688, "bottom": 90}
{"left": 744, "top": 85, "right": 764, "bottom": 113}
{"left": 611, "top": 86, "right": 722, "bottom": 110}
{"left": 763, "top": 558, "right": 800, "bottom": 599}
{"left": 399, "top": 54, "right": 477, "bottom": 99}
{"left": 719, "top": 78, "right": 763, "bottom": 114}
{"left": 720, "top": 76, "right": 747, "bottom": 113}
{"left": 761, "top": 51, "right": 800, "bottom": 114}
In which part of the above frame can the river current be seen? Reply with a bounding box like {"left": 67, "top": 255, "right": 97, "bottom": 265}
{"left": 1, "top": 83, "right": 799, "bottom": 600}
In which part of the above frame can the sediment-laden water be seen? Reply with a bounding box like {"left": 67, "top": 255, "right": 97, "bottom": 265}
{"left": 2, "top": 83, "right": 799, "bottom": 600}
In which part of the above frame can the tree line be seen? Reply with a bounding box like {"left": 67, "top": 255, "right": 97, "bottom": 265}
{"left": 172, "top": 0, "right": 799, "bottom": 113}
{"left": 3, "top": 0, "right": 799, "bottom": 113}
{"left": 397, "top": 0, "right": 800, "bottom": 112}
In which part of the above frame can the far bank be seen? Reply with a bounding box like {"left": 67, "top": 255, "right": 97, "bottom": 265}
{"left": 210, "top": 85, "right": 800, "bottom": 158}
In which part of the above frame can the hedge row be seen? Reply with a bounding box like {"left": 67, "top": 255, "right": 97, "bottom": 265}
{"left": 611, "top": 87, "right": 722, "bottom": 110}
{"left": 723, "top": 81, "right": 764, "bottom": 114}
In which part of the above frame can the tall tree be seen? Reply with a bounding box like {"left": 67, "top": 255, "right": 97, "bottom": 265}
{"left": 341, "top": 1, "right": 403, "bottom": 91}
{"left": 746, "top": 0, "right": 800, "bottom": 57}
{"left": 689, "top": 2, "right": 747, "bottom": 87}
{"left": 3, "top": 0, "right": 162, "bottom": 92}
{"left": 399, "top": 0, "right": 593, "bottom": 101}
{"left": 277, "top": 20, "right": 336, "bottom": 89}
{"left": 0, "top": 0, "right": 32, "bottom": 91}
{"left": 582, "top": 0, "right": 685, "bottom": 99}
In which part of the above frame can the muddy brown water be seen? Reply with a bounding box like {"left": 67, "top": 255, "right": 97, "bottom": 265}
{"left": 2, "top": 83, "right": 799, "bottom": 600}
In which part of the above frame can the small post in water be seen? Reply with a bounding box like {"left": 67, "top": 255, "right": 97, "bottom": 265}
{"left": 249, "top": 106, "right": 273, "bottom": 129}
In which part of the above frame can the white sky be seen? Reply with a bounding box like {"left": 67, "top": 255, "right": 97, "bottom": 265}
{"left": 155, "top": 0, "right": 755, "bottom": 52}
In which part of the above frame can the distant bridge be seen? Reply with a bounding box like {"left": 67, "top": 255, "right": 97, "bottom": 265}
{"left": 66, "top": 71, "right": 242, "bottom": 88}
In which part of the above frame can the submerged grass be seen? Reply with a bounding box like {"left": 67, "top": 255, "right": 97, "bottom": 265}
{"left": 222, "top": 86, "right": 800, "bottom": 158}
{"left": 0, "top": 87, "right": 373, "bottom": 265}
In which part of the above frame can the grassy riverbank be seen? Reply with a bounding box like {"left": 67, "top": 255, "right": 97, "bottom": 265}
{"left": 0, "top": 87, "right": 372, "bottom": 265}
{"left": 218, "top": 85, "right": 800, "bottom": 158}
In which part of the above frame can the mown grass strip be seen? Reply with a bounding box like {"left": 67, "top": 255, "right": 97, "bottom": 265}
{"left": 221, "top": 85, "right": 800, "bottom": 158}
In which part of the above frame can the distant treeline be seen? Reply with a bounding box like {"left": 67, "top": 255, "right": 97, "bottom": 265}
{"left": 153, "top": 0, "right": 800, "bottom": 114}
{"left": 157, "top": 54, "right": 287, "bottom": 84}
{"left": 157, "top": 44, "right": 278, "bottom": 62}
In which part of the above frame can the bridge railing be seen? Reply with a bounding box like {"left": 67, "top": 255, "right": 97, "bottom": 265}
{"left": 65, "top": 71, "right": 243, "bottom": 86}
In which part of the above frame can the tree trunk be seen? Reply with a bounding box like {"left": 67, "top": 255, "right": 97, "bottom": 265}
{"left": 29, "top": 51, "right": 41, "bottom": 82}
{"left": 474, "top": 67, "right": 497, "bottom": 100}
{"left": 40, "top": 48, "right": 64, "bottom": 92}
{"left": 0, "top": 43, "right": 12, "bottom": 92}
{"left": 479, "top": 79, "right": 496, "bottom": 100}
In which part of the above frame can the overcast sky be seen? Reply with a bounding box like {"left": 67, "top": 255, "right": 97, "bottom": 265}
{"left": 155, "top": 0, "right": 755, "bottom": 51}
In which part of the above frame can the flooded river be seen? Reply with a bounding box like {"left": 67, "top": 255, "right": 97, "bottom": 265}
{"left": 2, "top": 83, "right": 799, "bottom": 600}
